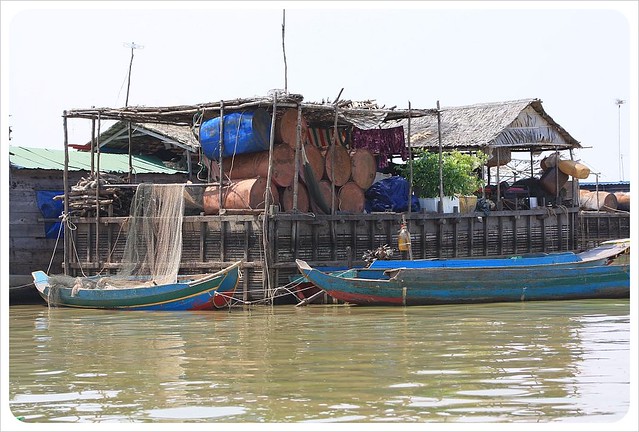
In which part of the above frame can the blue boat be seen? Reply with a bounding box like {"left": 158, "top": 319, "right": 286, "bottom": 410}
{"left": 367, "top": 241, "right": 629, "bottom": 269}
{"left": 295, "top": 242, "right": 630, "bottom": 306}
{"left": 32, "top": 261, "right": 242, "bottom": 311}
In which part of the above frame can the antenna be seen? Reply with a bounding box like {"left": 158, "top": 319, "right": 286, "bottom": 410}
{"left": 123, "top": 42, "right": 144, "bottom": 107}
{"left": 615, "top": 98, "right": 625, "bottom": 181}
{"left": 282, "top": 10, "right": 288, "bottom": 93}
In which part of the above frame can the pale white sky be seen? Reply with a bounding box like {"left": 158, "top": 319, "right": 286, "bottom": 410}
{"left": 2, "top": 2, "right": 637, "bottom": 183}
{"left": 1, "top": 3, "right": 638, "bottom": 432}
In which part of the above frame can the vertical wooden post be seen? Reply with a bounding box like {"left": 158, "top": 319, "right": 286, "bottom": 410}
{"left": 263, "top": 94, "right": 278, "bottom": 301}
{"left": 483, "top": 215, "right": 488, "bottom": 256}
{"left": 496, "top": 147, "right": 501, "bottom": 210}
{"left": 512, "top": 215, "right": 518, "bottom": 254}
{"left": 498, "top": 216, "right": 504, "bottom": 255}
{"left": 468, "top": 216, "right": 475, "bottom": 257}
{"left": 128, "top": 122, "right": 133, "bottom": 183}
{"left": 220, "top": 219, "right": 226, "bottom": 263}
{"left": 90, "top": 117, "right": 96, "bottom": 175}
{"left": 555, "top": 146, "right": 560, "bottom": 200}
{"left": 453, "top": 218, "right": 458, "bottom": 257}
{"left": 243, "top": 220, "right": 250, "bottom": 303}
{"left": 199, "top": 221, "right": 205, "bottom": 263}
{"left": 407, "top": 101, "right": 413, "bottom": 213}
{"left": 330, "top": 91, "right": 342, "bottom": 262}
{"left": 527, "top": 214, "right": 532, "bottom": 253}
{"left": 63, "top": 111, "right": 70, "bottom": 275}
{"left": 436, "top": 101, "right": 444, "bottom": 213}
{"left": 95, "top": 113, "right": 101, "bottom": 268}
{"left": 557, "top": 212, "right": 564, "bottom": 251}
{"left": 218, "top": 101, "right": 224, "bottom": 211}
{"left": 292, "top": 105, "right": 302, "bottom": 259}
{"left": 293, "top": 106, "right": 302, "bottom": 210}
{"left": 368, "top": 220, "right": 375, "bottom": 252}
{"left": 331, "top": 89, "right": 343, "bottom": 216}
{"left": 529, "top": 150, "right": 534, "bottom": 179}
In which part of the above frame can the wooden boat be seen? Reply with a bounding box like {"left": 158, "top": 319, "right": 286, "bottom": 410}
{"left": 367, "top": 241, "right": 630, "bottom": 269}
{"left": 295, "top": 242, "right": 630, "bottom": 306}
{"left": 31, "top": 261, "right": 242, "bottom": 311}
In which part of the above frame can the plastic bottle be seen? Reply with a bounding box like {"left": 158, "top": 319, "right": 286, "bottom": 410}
{"left": 398, "top": 223, "right": 411, "bottom": 252}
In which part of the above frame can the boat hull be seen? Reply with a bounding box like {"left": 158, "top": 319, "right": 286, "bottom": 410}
{"left": 32, "top": 262, "right": 241, "bottom": 311}
{"left": 367, "top": 241, "right": 629, "bottom": 270}
{"left": 296, "top": 260, "right": 630, "bottom": 306}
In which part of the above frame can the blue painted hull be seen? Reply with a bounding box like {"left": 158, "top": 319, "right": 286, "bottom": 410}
{"left": 367, "top": 242, "right": 629, "bottom": 269}
{"left": 32, "top": 262, "right": 242, "bottom": 311}
{"left": 296, "top": 259, "right": 630, "bottom": 306}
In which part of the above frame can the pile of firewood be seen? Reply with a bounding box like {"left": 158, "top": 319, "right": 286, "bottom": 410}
{"left": 54, "top": 173, "right": 133, "bottom": 217}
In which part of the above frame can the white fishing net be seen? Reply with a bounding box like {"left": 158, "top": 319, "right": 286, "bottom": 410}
{"left": 116, "top": 183, "right": 186, "bottom": 286}
{"left": 48, "top": 183, "right": 186, "bottom": 294}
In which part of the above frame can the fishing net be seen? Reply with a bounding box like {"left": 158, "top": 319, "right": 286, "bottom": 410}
{"left": 48, "top": 183, "right": 186, "bottom": 292}
{"left": 115, "top": 183, "right": 186, "bottom": 285}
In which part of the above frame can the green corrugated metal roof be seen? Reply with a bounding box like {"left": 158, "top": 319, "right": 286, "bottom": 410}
{"left": 8, "top": 146, "right": 185, "bottom": 174}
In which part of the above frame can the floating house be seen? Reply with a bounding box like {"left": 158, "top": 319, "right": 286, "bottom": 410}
{"left": 10, "top": 94, "right": 630, "bottom": 304}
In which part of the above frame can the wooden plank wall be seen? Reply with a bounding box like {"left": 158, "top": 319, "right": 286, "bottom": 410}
{"left": 63, "top": 206, "right": 630, "bottom": 305}
{"left": 8, "top": 169, "right": 188, "bottom": 286}
{"left": 9, "top": 170, "right": 76, "bottom": 281}
{"left": 577, "top": 212, "right": 631, "bottom": 250}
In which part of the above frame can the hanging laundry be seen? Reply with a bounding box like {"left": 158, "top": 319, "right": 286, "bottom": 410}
{"left": 351, "top": 126, "right": 407, "bottom": 169}
{"left": 306, "top": 127, "right": 348, "bottom": 150}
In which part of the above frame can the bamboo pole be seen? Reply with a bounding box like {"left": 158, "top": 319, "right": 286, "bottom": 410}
{"left": 530, "top": 149, "right": 534, "bottom": 179}
{"left": 436, "top": 101, "right": 444, "bottom": 213}
{"left": 496, "top": 147, "right": 501, "bottom": 210}
{"left": 218, "top": 101, "right": 224, "bottom": 212}
{"left": 554, "top": 145, "right": 559, "bottom": 204}
{"left": 263, "top": 94, "right": 278, "bottom": 302}
{"left": 127, "top": 122, "right": 133, "bottom": 183}
{"left": 407, "top": 101, "right": 413, "bottom": 213}
{"left": 95, "top": 113, "right": 101, "bottom": 267}
{"left": 282, "top": 10, "right": 288, "bottom": 93}
{"left": 63, "top": 111, "right": 70, "bottom": 275}
{"left": 90, "top": 117, "right": 96, "bottom": 175}
{"left": 331, "top": 88, "right": 344, "bottom": 216}
{"left": 293, "top": 105, "right": 302, "bottom": 210}
{"left": 330, "top": 89, "right": 343, "bottom": 263}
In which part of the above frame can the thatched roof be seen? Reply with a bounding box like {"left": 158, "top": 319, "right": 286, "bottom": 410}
{"left": 386, "top": 98, "right": 581, "bottom": 152}
{"left": 73, "top": 121, "right": 199, "bottom": 162}
{"left": 66, "top": 95, "right": 581, "bottom": 156}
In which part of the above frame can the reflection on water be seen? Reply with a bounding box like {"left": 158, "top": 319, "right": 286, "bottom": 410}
{"left": 8, "top": 300, "right": 630, "bottom": 424}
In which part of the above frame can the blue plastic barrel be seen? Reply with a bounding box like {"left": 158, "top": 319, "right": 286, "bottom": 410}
{"left": 199, "top": 109, "right": 272, "bottom": 160}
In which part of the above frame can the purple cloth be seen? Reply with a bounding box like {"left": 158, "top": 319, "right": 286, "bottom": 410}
{"left": 351, "top": 126, "right": 407, "bottom": 168}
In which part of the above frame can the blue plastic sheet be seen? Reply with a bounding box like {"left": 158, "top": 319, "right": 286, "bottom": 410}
{"left": 364, "top": 176, "right": 421, "bottom": 213}
{"left": 35, "top": 190, "right": 64, "bottom": 239}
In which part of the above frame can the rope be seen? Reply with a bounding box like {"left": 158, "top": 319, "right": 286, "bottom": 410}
{"left": 46, "top": 212, "right": 67, "bottom": 274}
{"left": 11, "top": 282, "right": 35, "bottom": 289}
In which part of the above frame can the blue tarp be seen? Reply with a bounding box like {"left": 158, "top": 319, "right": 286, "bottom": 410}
{"left": 365, "top": 176, "right": 421, "bottom": 213}
{"left": 35, "top": 190, "right": 64, "bottom": 239}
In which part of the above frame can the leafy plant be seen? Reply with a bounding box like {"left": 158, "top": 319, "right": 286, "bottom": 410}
{"left": 400, "top": 150, "right": 486, "bottom": 198}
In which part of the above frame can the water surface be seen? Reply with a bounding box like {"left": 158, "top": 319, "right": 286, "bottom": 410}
{"left": 8, "top": 300, "right": 631, "bottom": 426}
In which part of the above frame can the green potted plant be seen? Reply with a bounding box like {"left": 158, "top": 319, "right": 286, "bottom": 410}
{"left": 400, "top": 150, "right": 486, "bottom": 212}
